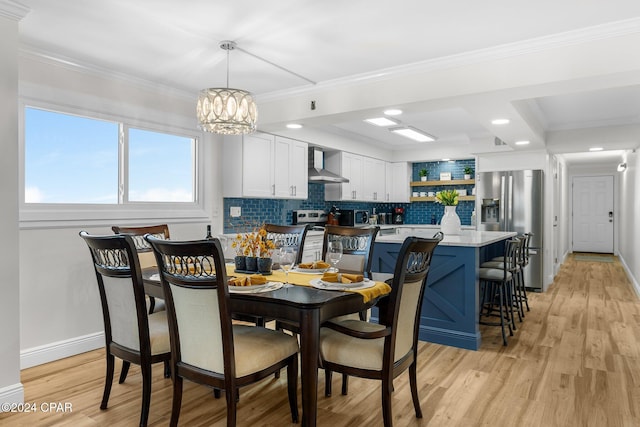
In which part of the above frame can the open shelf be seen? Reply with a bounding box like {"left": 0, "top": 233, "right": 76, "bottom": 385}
{"left": 410, "top": 179, "right": 475, "bottom": 187}
{"left": 409, "top": 195, "right": 476, "bottom": 202}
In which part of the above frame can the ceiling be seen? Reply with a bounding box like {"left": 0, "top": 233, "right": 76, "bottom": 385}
{"left": 16, "top": 0, "right": 640, "bottom": 166}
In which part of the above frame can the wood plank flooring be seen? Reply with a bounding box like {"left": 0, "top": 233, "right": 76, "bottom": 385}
{"left": 2, "top": 253, "right": 639, "bottom": 426}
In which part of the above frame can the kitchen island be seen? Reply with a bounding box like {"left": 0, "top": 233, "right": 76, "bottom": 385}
{"left": 371, "top": 230, "right": 516, "bottom": 350}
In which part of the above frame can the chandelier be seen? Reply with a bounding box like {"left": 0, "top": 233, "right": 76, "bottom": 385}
{"left": 197, "top": 41, "right": 257, "bottom": 135}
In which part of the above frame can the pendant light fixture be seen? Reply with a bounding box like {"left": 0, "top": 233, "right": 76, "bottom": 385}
{"left": 197, "top": 40, "right": 257, "bottom": 135}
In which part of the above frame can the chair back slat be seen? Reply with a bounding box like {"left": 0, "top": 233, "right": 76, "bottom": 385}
{"left": 112, "top": 224, "right": 170, "bottom": 267}
{"left": 263, "top": 223, "right": 308, "bottom": 264}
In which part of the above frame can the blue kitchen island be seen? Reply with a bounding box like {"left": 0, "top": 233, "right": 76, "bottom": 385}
{"left": 371, "top": 230, "right": 516, "bottom": 350}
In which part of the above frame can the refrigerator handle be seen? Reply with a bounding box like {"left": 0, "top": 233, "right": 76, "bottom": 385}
{"left": 507, "top": 174, "right": 513, "bottom": 229}
{"left": 500, "top": 175, "right": 506, "bottom": 230}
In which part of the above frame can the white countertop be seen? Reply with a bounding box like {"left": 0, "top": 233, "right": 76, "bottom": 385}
{"left": 375, "top": 230, "right": 517, "bottom": 247}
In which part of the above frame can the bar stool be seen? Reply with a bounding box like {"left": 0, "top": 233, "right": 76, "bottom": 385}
{"left": 479, "top": 237, "right": 520, "bottom": 345}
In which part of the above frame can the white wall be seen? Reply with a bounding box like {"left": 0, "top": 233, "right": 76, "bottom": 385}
{"left": 17, "top": 54, "right": 224, "bottom": 367}
{"left": 0, "top": 6, "right": 25, "bottom": 405}
{"left": 617, "top": 149, "right": 639, "bottom": 296}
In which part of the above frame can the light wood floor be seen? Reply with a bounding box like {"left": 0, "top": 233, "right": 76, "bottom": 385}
{"left": 3, "top": 253, "right": 639, "bottom": 426}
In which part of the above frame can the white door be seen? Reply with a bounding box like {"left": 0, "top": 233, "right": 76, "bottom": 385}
{"left": 273, "top": 137, "right": 291, "bottom": 197}
{"left": 572, "top": 175, "right": 614, "bottom": 253}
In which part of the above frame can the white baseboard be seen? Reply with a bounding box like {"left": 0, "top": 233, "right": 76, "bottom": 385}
{"left": 0, "top": 383, "right": 24, "bottom": 405}
{"left": 618, "top": 254, "right": 640, "bottom": 299}
{"left": 20, "top": 332, "right": 104, "bottom": 369}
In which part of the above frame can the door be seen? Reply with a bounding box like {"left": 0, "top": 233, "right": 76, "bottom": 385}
{"left": 572, "top": 175, "right": 614, "bottom": 253}
{"left": 273, "top": 137, "right": 291, "bottom": 197}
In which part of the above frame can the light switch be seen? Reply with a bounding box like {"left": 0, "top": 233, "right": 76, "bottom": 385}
{"left": 230, "top": 206, "right": 241, "bottom": 217}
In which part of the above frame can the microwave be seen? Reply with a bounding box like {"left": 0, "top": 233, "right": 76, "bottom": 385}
{"left": 338, "top": 209, "right": 369, "bottom": 226}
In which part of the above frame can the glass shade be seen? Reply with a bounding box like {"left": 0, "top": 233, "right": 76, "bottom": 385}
{"left": 196, "top": 88, "right": 257, "bottom": 135}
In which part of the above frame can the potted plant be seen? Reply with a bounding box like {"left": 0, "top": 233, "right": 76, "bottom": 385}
{"left": 464, "top": 166, "right": 474, "bottom": 180}
{"left": 419, "top": 168, "right": 428, "bottom": 181}
{"left": 231, "top": 225, "right": 276, "bottom": 273}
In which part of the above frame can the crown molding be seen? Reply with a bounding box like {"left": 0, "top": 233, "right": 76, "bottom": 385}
{"left": 259, "top": 17, "right": 640, "bottom": 102}
{"left": 19, "top": 44, "right": 195, "bottom": 101}
{"left": 0, "top": 0, "right": 29, "bottom": 21}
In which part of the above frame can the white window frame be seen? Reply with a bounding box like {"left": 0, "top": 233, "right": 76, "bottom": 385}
{"left": 19, "top": 99, "right": 207, "bottom": 227}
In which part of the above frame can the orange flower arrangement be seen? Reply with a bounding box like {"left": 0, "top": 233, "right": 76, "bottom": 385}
{"left": 231, "top": 225, "right": 276, "bottom": 258}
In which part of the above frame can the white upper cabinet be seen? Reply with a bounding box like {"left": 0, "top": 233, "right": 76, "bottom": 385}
{"left": 385, "top": 162, "right": 410, "bottom": 203}
{"left": 324, "top": 151, "right": 385, "bottom": 201}
{"left": 223, "top": 133, "right": 307, "bottom": 199}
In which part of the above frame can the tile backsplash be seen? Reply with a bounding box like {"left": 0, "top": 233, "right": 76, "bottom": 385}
{"left": 224, "top": 159, "right": 476, "bottom": 233}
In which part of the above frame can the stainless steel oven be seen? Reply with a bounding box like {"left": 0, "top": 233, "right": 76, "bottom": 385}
{"left": 338, "top": 209, "right": 369, "bottom": 226}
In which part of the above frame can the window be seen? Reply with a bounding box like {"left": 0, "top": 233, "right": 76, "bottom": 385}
{"left": 24, "top": 107, "right": 197, "bottom": 204}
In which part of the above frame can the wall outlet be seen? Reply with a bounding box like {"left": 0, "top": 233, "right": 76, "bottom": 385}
{"left": 230, "top": 206, "right": 241, "bottom": 217}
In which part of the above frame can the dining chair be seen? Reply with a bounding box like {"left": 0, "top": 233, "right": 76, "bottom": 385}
{"left": 264, "top": 223, "right": 308, "bottom": 265}
{"left": 144, "top": 235, "right": 299, "bottom": 427}
{"left": 321, "top": 225, "right": 380, "bottom": 278}
{"left": 112, "top": 224, "right": 170, "bottom": 314}
{"left": 79, "top": 231, "right": 171, "bottom": 427}
{"left": 319, "top": 233, "right": 443, "bottom": 427}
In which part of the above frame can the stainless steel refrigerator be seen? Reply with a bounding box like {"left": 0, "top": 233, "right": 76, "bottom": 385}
{"left": 477, "top": 169, "right": 544, "bottom": 291}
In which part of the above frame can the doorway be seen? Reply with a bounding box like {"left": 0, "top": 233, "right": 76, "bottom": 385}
{"left": 572, "top": 175, "right": 614, "bottom": 253}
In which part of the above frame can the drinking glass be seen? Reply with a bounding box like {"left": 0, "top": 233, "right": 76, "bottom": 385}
{"left": 279, "top": 246, "right": 296, "bottom": 283}
{"left": 327, "top": 240, "right": 343, "bottom": 272}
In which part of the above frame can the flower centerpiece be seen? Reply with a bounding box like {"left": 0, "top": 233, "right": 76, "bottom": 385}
{"left": 231, "top": 225, "right": 276, "bottom": 273}
{"left": 435, "top": 189, "right": 461, "bottom": 235}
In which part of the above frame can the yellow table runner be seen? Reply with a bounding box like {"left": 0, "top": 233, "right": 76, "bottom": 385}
{"left": 225, "top": 265, "right": 391, "bottom": 303}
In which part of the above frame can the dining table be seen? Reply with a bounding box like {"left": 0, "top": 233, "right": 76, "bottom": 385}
{"left": 142, "top": 264, "right": 392, "bottom": 427}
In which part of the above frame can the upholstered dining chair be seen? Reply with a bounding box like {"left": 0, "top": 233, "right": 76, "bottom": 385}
{"left": 319, "top": 233, "right": 443, "bottom": 427}
{"left": 112, "top": 224, "right": 170, "bottom": 314}
{"left": 263, "top": 223, "right": 308, "bottom": 265}
{"left": 145, "top": 235, "right": 299, "bottom": 427}
{"left": 321, "top": 225, "right": 380, "bottom": 278}
{"left": 79, "top": 231, "right": 171, "bottom": 427}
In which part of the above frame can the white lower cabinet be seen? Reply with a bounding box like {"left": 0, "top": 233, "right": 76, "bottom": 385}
{"left": 301, "top": 233, "right": 323, "bottom": 264}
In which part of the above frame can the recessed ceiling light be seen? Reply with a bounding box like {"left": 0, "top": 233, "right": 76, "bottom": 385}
{"left": 442, "top": 158, "right": 450, "bottom": 161}
{"left": 384, "top": 109, "right": 402, "bottom": 116}
{"left": 364, "top": 117, "right": 400, "bottom": 127}
{"left": 491, "top": 119, "right": 510, "bottom": 125}
{"left": 286, "top": 123, "right": 303, "bottom": 129}
{"left": 589, "top": 147, "right": 604, "bottom": 152}
{"left": 389, "top": 126, "right": 436, "bottom": 142}
{"left": 515, "top": 140, "right": 530, "bottom": 145}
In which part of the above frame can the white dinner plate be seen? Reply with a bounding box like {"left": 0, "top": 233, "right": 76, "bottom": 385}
{"left": 293, "top": 266, "right": 330, "bottom": 274}
{"left": 228, "top": 282, "right": 284, "bottom": 293}
{"left": 309, "top": 278, "right": 375, "bottom": 291}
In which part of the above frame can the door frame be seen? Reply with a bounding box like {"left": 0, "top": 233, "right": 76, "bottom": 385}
{"left": 569, "top": 172, "right": 618, "bottom": 255}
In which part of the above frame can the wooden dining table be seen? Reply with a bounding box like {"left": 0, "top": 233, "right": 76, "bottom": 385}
{"left": 142, "top": 265, "right": 391, "bottom": 427}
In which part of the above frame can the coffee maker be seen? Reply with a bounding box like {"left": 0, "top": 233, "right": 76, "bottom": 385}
{"left": 392, "top": 207, "right": 405, "bottom": 224}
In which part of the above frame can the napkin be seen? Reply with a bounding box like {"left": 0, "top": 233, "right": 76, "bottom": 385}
{"left": 298, "top": 261, "right": 331, "bottom": 269}
{"left": 321, "top": 272, "right": 364, "bottom": 284}
{"left": 228, "top": 274, "right": 267, "bottom": 287}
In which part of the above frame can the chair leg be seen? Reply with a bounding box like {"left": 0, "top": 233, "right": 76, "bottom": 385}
{"left": 148, "top": 296, "right": 156, "bottom": 314}
{"left": 497, "top": 286, "right": 508, "bottom": 346}
{"left": 101, "top": 353, "right": 115, "bottom": 410}
{"left": 213, "top": 388, "right": 221, "bottom": 399}
{"left": 164, "top": 360, "right": 171, "bottom": 378}
{"left": 381, "top": 377, "right": 394, "bottom": 427}
{"left": 118, "top": 361, "right": 130, "bottom": 384}
{"left": 286, "top": 355, "right": 299, "bottom": 423}
{"left": 341, "top": 374, "right": 349, "bottom": 395}
{"left": 139, "top": 363, "right": 152, "bottom": 427}
{"left": 169, "top": 376, "right": 183, "bottom": 427}
{"left": 409, "top": 361, "right": 422, "bottom": 419}
{"left": 325, "top": 370, "right": 333, "bottom": 397}
{"left": 226, "top": 387, "right": 238, "bottom": 427}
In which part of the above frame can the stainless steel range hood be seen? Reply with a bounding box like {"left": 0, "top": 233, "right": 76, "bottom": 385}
{"left": 308, "top": 148, "right": 349, "bottom": 183}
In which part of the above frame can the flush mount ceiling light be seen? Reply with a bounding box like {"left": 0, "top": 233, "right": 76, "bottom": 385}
{"left": 491, "top": 118, "right": 510, "bottom": 125}
{"left": 364, "top": 117, "right": 400, "bottom": 127}
{"left": 617, "top": 162, "right": 627, "bottom": 172}
{"left": 589, "top": 147, "right": 604, "bottom": 151}
{"left": 286, "top": 123, "right": 303, "bottom": 129}
{"left": 389, "top": 126, "right": 436, "bottom": 142}
{"left": 515, "top": 140, "right": 530, "bottom": 145}
{"left": 384, "top": 109, "right": 403, "bottom": 116}
{"left": 197, "top": 41, "right": 257, "bottom": 135}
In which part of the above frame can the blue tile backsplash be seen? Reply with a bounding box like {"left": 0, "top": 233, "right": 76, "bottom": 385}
{"left": 224, "top": 159, "right": 476, "bottom": 232}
